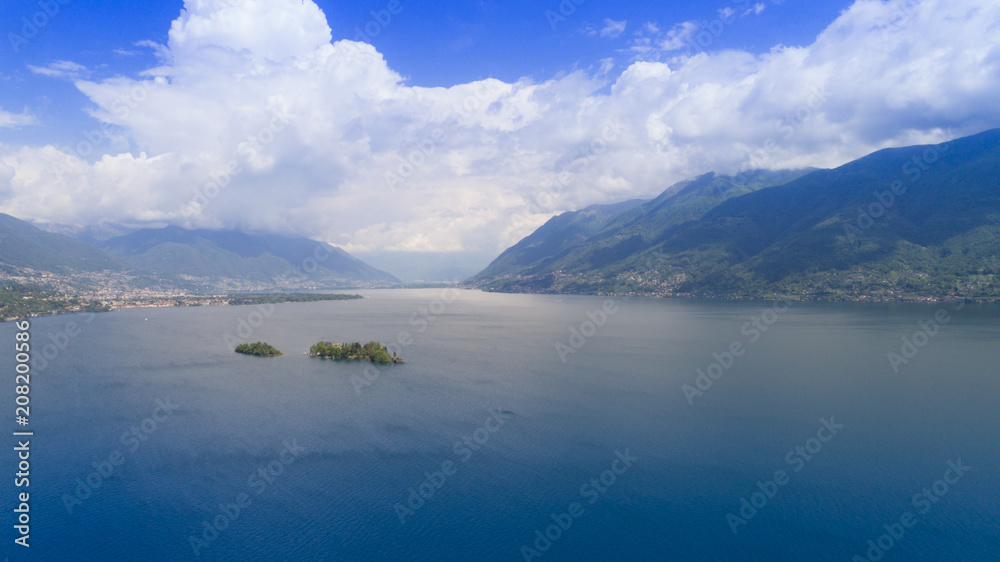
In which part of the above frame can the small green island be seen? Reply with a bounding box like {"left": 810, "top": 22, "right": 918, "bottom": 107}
{"left": 309, "top": 341, "right": 404, "bottom": 364}
{"left": 235, "top": 341, "right": 284, "bottom": 357}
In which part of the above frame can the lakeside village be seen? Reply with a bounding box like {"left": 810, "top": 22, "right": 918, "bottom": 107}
{"left": 0, "top": 264, "right": 375, "bottom": 322}
{"left": 0, "top": 278, "right": 364, "bottom": 322}
{"left": 478, "top": 269, "right": 998, "bottom": 304}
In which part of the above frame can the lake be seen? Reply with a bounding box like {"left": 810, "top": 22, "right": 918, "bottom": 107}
{"left": 2, "top": 289, "right": 998, "bottom": 561}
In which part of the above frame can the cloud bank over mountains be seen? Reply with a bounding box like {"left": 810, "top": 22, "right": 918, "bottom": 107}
{"left": 1, "top": 0, "right": 998, "bottom": 254}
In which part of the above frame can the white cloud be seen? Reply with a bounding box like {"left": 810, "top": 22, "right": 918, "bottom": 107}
{"left": 1, "top": 0, "right": 999, "bottom": 255}
{"left": 630, "top": 21, "right": 699, "bottom": 56}
{"left": 719, "top": 7, "right": 737, "bottom": 20}
{"left": 28, "top": 60, "right": 90, "bottom": 80}
{"left": 0, "top": 108, "right": 35, "bottom": 128}
{"left": 642, "top": 1, "right": 768, "bottom": 58}
{"left": 601, "top": 19, "right": 628, "bottom": 38}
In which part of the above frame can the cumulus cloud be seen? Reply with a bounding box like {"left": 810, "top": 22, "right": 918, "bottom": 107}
{"left": 1, "top": 0, "right": 999, "bottom": 255}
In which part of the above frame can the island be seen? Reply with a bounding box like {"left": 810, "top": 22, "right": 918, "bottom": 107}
{"left": 235, "top": 342, "right": 284, "bottom": 357}
{"left": 309, "top": 341, "right": 404, "bottom": 364}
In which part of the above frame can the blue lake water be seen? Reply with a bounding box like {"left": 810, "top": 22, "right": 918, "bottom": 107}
{"left": 1, "top": 289, "right": 999, "bottom": 561}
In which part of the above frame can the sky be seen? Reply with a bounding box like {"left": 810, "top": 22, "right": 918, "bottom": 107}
{"left": 1, "top": 0, "right": 998, "bottom": 262}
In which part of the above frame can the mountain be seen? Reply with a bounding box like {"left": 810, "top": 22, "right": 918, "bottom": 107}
{"left": 0, "top": 213, "right": 130, "bottom": 274}
{"left": 36, "top": 222, "right": 138, "bottom": 245}
{"left": 99, "top": 227, "right": 400, "bottom": 290}
{"left": 466, "top": 169, "right": 815, "bottom": 292}
{"left": 468, "top": 198, "right": 648, "bottom": 284}
{"left": 665, "top": 129, "right": 1000, "bottom": 298}
{"left": 0, "top": 214, "right": 398, "bottom": 293}
{"left": 467, "top": 129, "right": 1000, "bottom": 300}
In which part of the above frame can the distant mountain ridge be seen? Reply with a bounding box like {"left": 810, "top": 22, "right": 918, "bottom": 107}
{"left": 0, "top": 215, "right": 399, "bottom": 292}
{"left": 99, "top": 227, "right": 400, "bottom": 289}
{"left": 0, "top": 213, "right": 130, "bottom": 274}
{"left": 467, "top": 129, "right": 1000, "bottom": 300}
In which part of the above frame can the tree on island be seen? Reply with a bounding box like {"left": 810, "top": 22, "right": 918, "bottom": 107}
{"left": 309, "top": 340, "right": 403, "bottom": 364}
{"left": 370, "top": 348, "right": 392, "bottom": 364}
{"left": 235, "top": 342, "right": 283, "bottom": 357}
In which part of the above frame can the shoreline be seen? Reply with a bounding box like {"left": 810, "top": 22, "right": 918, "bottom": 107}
{"left": 471, "top": 287, "right": 1000, "bottom": 305}
{"left": 0, "top": 292, "right": 364, "bottom": 322}
{"left": 7, "top": 287, "right": 999, "bottom": 323}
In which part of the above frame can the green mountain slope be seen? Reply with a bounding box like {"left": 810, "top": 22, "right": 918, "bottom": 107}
{"left": 467, "top": 169, "right": 815, "bottom": 292}
{"left": 467, "top": 129, "right": 1000, "bottom": 300}
{"left": 468, "top": 199, "right": 647, "bottom": 284}
{"left": 666, "top": 128, "right": 1000, "bottom": 298}
{"left": 0, "top": 213, "right": 130, "bottom": 274}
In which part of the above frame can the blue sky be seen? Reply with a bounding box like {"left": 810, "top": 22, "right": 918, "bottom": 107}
{"left": 0, "top": 0, "right": 998, "bottom": 260}
{"left": 325, "top": 0, "right": 853, "bottom": 85}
